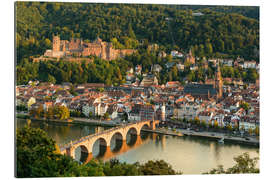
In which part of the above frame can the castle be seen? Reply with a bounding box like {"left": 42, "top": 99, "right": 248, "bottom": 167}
{"left": 43, "top": 35, "right": 136, "bottom": 61}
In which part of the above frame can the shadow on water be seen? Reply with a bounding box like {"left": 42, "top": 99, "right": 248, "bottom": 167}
{"left": 76, "top": 132, "right": 152, "bottom": 164}
{"left": 126, "top": 134, "right": 137, "bottom": 147}
{"left": 140, "top": 131, "right": 150, "bottom": 141}
{"left": 111, "top": 139, "right": 123, "bottom": 153}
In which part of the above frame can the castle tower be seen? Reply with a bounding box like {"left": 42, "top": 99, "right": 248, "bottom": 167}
{"left": 215, "top": 64, "right": 223, "bottom": 99}
{"left": 52, "top": 35, "right": 61, "bottom": 52}
{"left": 106, "top": 42, "right": 114, "bottom": 60}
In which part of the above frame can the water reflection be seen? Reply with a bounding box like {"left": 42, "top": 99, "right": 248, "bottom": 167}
{"left": 74, "top": 132, "right": 152, "bottom": 164}
{"left": 17, "top": 118, "right": 259, "bottom": 174}
{"left": 16, "top": 118, "right": 109, "bottom": 145}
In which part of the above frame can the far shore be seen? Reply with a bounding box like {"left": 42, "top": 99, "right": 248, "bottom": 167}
{"left": 16, "top": 113, "right": 116, "bottom": 127}
{"left": 16, "top": 113, "right": 259, "bottom": 147}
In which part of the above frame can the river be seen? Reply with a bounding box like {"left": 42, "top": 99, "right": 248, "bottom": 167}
{"left": 16, "top": 118, "right": 259, "bottom": 174}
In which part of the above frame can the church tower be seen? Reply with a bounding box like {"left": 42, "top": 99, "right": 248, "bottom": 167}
{"left": 215, "top": 64, "right": 223, "bottom": 99}
{"left": 186, "top": 48, "right": 195, "bottom": 64}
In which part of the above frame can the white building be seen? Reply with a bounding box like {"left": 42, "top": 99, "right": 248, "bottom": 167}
{"left": 175, "top": 102, "right": 203, "bottom": 120}
{"left": 171, "top": 50, "right": 183, "bottom": 58}
{"left": 239, "top": 121, "right": 257, "bottom": 131}
{"left": 198, "top": 111, "right": 213, "bottom": 124}
{"left": 243, "top": 61, "right": 257, "bottom": 69}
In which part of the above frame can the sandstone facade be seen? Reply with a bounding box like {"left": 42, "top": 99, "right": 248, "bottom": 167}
{"left": 44, "top": 35, "right": 136, "bottom": 61}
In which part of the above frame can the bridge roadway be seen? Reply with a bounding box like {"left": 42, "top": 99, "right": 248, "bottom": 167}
{"left": 59, "top": 119, "right": 159, "bottom": 160}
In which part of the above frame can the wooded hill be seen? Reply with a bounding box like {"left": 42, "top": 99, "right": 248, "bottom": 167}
{"left": 16, "top": 2, "right": 259, "bottom": 64}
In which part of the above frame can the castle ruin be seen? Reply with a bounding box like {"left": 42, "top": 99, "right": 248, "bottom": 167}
{"left": 43, "top": 35, "right": 136, "bottom": 61}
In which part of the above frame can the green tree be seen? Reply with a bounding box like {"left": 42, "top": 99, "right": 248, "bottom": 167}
{"left": 139, "top": 160, "right": 182, "bottom": 175}
{"left": 201, "top": 120, "right": 207, "bottom": 128}
{"left": 16, "top": 126, "right": 105, "bottom": 177}
{"left": 204, "top": 152, "right": 259, "bottom": 174}
{"left": 46, "top": 106, "right": 54, "bottom": 119}
{"left": 103, "top": 112, "right": 109, "bottom": 120}
{"left": 240, "top": 101, "right": 250, "bottom": 113}
{"left": 16, "top": 126, "right": 59, "bottom": 177}
{"left": 248, "top": 128, "right": 253, "bottom": 135}
{"left": 47, "top": 74, "right": 56, "bottom": 84}
{"left": 103, "top": 159, "right": 142, "bottom": 176}
{"left": 194, "top": 117, "right": 200, "bottom": 125}
{"left": 214, "top": 120, "right": 219, "bottom": 129}
{"left": 54, "top": 105, "right": 70, "bottom": 120}
{"left": 128, "top": 23, "right": 136, "bottom": 39}
{"left": 89, "top": 111, "right": 93, "bottom": 118}
{"left": 254, "top": 126, "right": 259, "bottom": 136}
{"left": 205, "top": 40, "right": 213, "bottom": 55}
{"left": 227, "top": 124, "right": 233, "bottom": 132}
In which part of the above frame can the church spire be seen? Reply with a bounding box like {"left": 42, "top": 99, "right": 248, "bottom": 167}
{"left": 215, "top": 63, "right": 223, "bottom": 99}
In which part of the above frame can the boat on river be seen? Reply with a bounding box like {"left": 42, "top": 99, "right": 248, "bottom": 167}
{"left": 218, "top": 137, "right": 224, "bottom": 144}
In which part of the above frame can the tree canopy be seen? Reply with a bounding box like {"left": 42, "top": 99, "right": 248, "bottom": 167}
{"left": 16, "top": 2, "right": 259, "bottom": 64}
{"left": 204, "top": 152, "right": 259, "bottom": 174}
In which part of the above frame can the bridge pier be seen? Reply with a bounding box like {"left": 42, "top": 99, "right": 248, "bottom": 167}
{"left": 66, "top": 146, "right": 76, "bottom": 159}
{"left": 84, "top": 152, "right": 93, "bottom": 164}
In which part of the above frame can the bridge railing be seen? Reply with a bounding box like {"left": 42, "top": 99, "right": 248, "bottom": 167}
{"left": 59, "top": 120, "right": 159, "bottom": 150}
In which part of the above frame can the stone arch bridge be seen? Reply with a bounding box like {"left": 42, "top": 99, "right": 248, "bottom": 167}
{"left": 60, "top": 120, "right": 159, "bottom": 160}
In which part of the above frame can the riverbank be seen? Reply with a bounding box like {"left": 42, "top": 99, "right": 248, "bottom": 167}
{"left": 142, "top": 129, "right": 184, "bottom": 137}
{"left": 16, "top": 113, "right": 259, "bottom": 147}
{"left": 144, "top": 127, "right": 259, "bottom": 147}
{"left": 16, "top": 113, "right": 116, "bottom": 127}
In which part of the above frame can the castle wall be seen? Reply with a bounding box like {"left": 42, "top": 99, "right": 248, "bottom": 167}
{"left": 120, "top": 49, "right": 136, "bottom": 58}
{"left": 46, "top": 35, "right": 136, "bottom": 61}
{"left": 82, "top": 43, "right": 103, "bottom": 57}
{"left": 69, "top": 38, "right": 83, "bottom": 51}
{"left": 52, "top": 51, "right": 65, "bottom": 58}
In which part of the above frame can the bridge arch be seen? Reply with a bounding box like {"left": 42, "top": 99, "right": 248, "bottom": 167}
{"left": 126, "top": 127, "right": 139, "bottom": 146}
{"left": 141, "top": 123, "right": 151, "bottom": 130}
{"left": 92, "top": 137, "right": 108, "bottom": 158}
{"left": 74, "top": 145, "right": 90, "bottom": 163}
{"left": 60, "top": 120, "right": 160, "bottom": 160}
{"left": 110, "top": 132, "right": 124, "bottom": 152}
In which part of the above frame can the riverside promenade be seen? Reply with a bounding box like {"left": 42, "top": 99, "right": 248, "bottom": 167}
{"left": 16, "top": 112, "right": 116, "bottom": 127}
{"left": 144, "top": 127, "right": 259, "bottom": 147}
